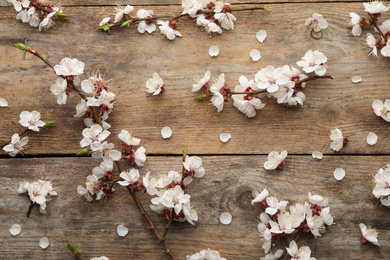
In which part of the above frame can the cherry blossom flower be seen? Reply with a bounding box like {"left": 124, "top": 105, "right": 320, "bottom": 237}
{"left": 264, "top": 150, "right": 288, "bottom": 170}
{"left": 372, "top": 99, "right": 390, "bottom": 122}
{"left": 214, "top": 11, "right": 236, "bottom": 30}
{"left": 381, "top": 39, "right": 390, "bottom": 56}
{"left": 50, "top": 77, "right": 68, "bottom": 105}
{"left": 183, "top": 155, "right": 205, "bottom": 185}
{"left": 156, "top": 170, "right": 182, "bottom": 188}
{"left": 118, "top": 129, "right": 140, "bottom": 147}
{"left": 363, "top": 1, "right": 389, "bottom": 14}
{"left": 157, "top": 20, "right": 182, "bottom": 40}
{"left": 17, "top": 7, "right": 39, "bottom": 27}
{"left": 308, "top": 192, "right": 329, "bottom": 207}
{"left": 133, "top": 146, "right": 146, "bottom": 166}
{"left": 265, "top": 196, "right": 289, "bottom": 215}
{"left": 18, "top": 179, "right": 57, "bottom": 213}
{"left": 136, "top": 9, "right": 156, "bottom": 33}
{"left": 366, "top": 33, "right": 380, "bottom": 57}
{"left": 3, "top": 133, "right": 29, "bottom": 157}
{"left": 232, "top": 93, "right": 265, "bottom": 118}
{"left": 186, "top": 248, "right": 226, "bottom": 260}
{"left": 54, "top": 57, "right": 85, "bottom": 76}
{"left": 269, "top": 212, "right": 295, "bottom": 234}
{"left": 114, "top": 4, "right": 134, "bottom": 23}
{"left": 330, "top": 128, "right": 348, "bottom": 152}
{"left": 296, "top": 50, "right": 327, "bottom": 76}
{"left": 359, "top": 223, "right": 380, "bottom": 246}
{"left": 192, "top": 71, "right": 211, "bottom": 92}
{"left": 18, "top": 110, "right": 45, "bottom": 131}
{"left": 77, "top": 175, "right": 100, "bottom": 202}
{"left": 261, "top": 249, "right": 283, "bottom": 260}
{"left": 305, "top": 13, "right": 328, "bottom": 33}
{"left": 196, "top": 14, "right": 222, "bottom": 34}
{"left": 9, "top": 0, "right": 30, "bottom": 12}
{"left": 80, "top": 124, "right": 110, "bottom": 149}
{"left": 39, "top": 11, "right": 56, "bottom": 31}
{"left": 91, "top": 141, "right": 122, "bottom": 162}
{"left": 143, "top": 171, "right": 158, "bottom": 196}
{"left": 211, "top": 91, "right": 225, "bottom": 112}
{"left": 146, "top": 73, "right": 164, "bottom": 95}
{"left": 286, "top": 240, "right": 316, "bottom": 260}
{"left": 118, "top": 169, "right": 140, "bottom": 186}
{"left": 373, "top": 165, "right": 390, "bottom": 206}
{"left": 255, "top": 66, "right": 290, "bottom": 93}
{"left": 349, "top": 12, "right": 364, "bottom": 36}
{"left": 210, "top": 73, "right": 230, "bottom": 112}
{"left": 251, "top": 188, "right": 270, "bottom": 205}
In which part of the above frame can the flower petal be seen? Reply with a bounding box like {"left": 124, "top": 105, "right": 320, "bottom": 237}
{"left": 249, "top": 49, "right": 261, "bottom": 61}
{"left": 312, "top": 151, "right": 323, "bottom": 159}
{"left": 219, "top": 133, "right": 231, "bottom": 143}
{"left": 117, "top": 224, "right": 129, "bottom": 237}
{"left": 209, "top": 46, "right": 219, "bottom": 57}
{"left": 0, "top": 97, "right": 8, "bottom": 107}
{"left": 39, "top": 237, "right": 49, "bottom": 249}
{"left": 334, "top": 167, "right": 345, "bottom": 181}
{"left": 219, "top": 212, "right": 232, "bottom": 225}
{"left": 256, "top": 29, "right": 267, "bottom": 43}
{"left": 161, "top": 126, "right": 172, "bottom": 139}
{"left": 351, "top": 76, "right": 362, "bottom": 83}
{"left": 9, "top": 224, "right": 21, "bottom": 236}
{"left": 367, "top": 132, "right": 378, "bottom": 145}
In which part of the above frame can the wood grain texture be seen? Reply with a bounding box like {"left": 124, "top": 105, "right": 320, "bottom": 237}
{"left": 0, "top": 0, "right": 370, "bottom": 7}
{"left": 1, "top": 3, "right": 390, "bottom": 156}
{"left": 0, "top": 155, "right": 389, "bottom": 259}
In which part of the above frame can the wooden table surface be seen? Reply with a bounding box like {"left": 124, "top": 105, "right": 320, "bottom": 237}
{"left": 1, "top": 0, "right": 389, "bottom": 259}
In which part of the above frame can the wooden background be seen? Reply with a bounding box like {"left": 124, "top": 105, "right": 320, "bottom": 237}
{"left": 1, "top": 0, "right": 390, "bottom": 259}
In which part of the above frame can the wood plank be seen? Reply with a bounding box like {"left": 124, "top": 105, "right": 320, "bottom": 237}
{"left": 1, "top": 3, "right": 390, "bottom": 155}
{"left": 0, "top": 0, "right": 370, "bottom": 7}
{"left": 0, "top": 155, "right": 389, "bottom": 259}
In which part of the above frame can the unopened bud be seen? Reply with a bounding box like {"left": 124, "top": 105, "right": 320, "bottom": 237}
{"left": 56, "top": 10, "right": 68, "bottom": 19}
{"left": 44, "top": 121, "right": 55, "bottom": 127}
{"left": 195, "top": 94, "right": 205, "bottom": 101}
{"left": 66, "top": 241, "right": 82, "bottom": 254}
{"left": 121, "top": 20, "right": 131, "bottom": 27}
{"left": 97, "top": 25, "right": 110, "bottom": 32}
{"left": 182, "top": 145, "right": 188, "bottom": 155}
{"left": 14, "top": 43, "right": 28, "bottom": 51}
{"left": 76, "top": 147, "right": 90, "bottom": 156}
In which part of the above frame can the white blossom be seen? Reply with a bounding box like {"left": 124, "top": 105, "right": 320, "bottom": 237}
{"left": 251, "top": 188, "right": 269, "bottom": 205}
{"left": 157, "top": 20, "right": 182, "bottom": 40}
{"left": 18, "top": 110, "right": 45, "bottom": 131}
{"left": 39, "top": 11, "right": 56, "bottom": 31}
{"left": 50, "top": 77, "right": 68, "bottom": 105}
{"left": 359, "top": 223, "right": 380, "bottom": 246}
{"left": 136, "top": 9, "right": 156, "bottom": 33}
{"left": 264, "top": 150, "right": 288, "bottom": 170}
{"left": 372, "top": 99, "right": 390, "bottom": 122}
{"left": 114, "top": 5, "right": 134, "bottom": 23}
{"left": 9, "top": 0, "right": 30, "bottom": 12}
{"left": 118, "top": 169, "right": 140, "bottom": 186}
{"left": 186, "top": 248, "right": 226, "bottom": 260}
{"left": 192, "top": 71, "right": 211, "bottom": 92}
{"left": 363, "top": 1, "right": 389, "bottom": 14}
{"left": 330, "top": 128, "right": 345, "bottom": 152}
{"left": 286, "top": 240, "right": 316, "bottom": 260}
{"left": 296, "top": 50, "right": 327, "bottom": 76}
{"left": 305, "top": 13, "right": 328, "bottom": 32}
{"left": 366, "top": 33, "right": 379, "bottom": 57}
{"left": 18, "top": 179, "right": 57, "bottom": 213}
{"left": 349, "top": 12, "right": 363, "bottom": 36}
{"left": 118, "top": 129, "right": 140, "bottom": 146}
{"left": 3, "top": 133, "right": 29, "bottom": 157}
{"left": 146, "top": 73, "right": 164, "bottom": 95}
{"left": 54, "top": 57, "right": 85, "bottom": 76}
{"left": 80, "top": 124, "right": 110, "bottom": 149}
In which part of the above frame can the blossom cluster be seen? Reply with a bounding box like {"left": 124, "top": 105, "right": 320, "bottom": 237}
{"left": 251, "top": 189, "right": 333, "bottom": 258}
{"left": 3, "top": 110, "right": 49, "bottom": 157}
{"left": 372, "top": 164, "right": 390, "bottom": 206}
{"left": 98, "top": 1, "right": 237, "bottom": 40}
{"left": 8, "top": 0, "right": 66, "bottom": 31}
{"left": 192, "top": 50, "right": 329, "bottom": 117}
{"left": 146, "top": 155, "right": 205, "bottom": 225}
{"left": 17, "top": 179, "right": 57, "bottom": 213}
{"left": 349, "top": 1, "right": 390, "bottom": 57}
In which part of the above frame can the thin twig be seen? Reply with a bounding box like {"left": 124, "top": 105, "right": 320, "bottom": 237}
{"left": 25, "top": 201, "right": 34, "bottom": 220}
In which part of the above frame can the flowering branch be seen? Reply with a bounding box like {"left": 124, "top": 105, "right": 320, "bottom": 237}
{"left": 98, "top": 1, "right": 266, "bottom": 40}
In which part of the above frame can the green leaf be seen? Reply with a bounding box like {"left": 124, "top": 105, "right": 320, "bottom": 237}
{"left": 182, "top": 146, "right": 188, "bottom": 155}
{"left": 121, "top": 20, "right": 131, "bottom": 27}
{"left": 97, "top": 25, "right": 110, "bottom": 32}
{"left": 194, "top": 94, "right": 205, "bottom": 101}
{"left": 76, "top": 147, "right": 90, "bottom": 156}
{"left": 66, "top": 241, "right": 82, "bottom": 254}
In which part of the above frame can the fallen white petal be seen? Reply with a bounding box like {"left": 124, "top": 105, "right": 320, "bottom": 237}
{"left": 219, "top": 212, "right": 232, "bottom": 225}
{"left": 117, "top": 224, "right": 129, "bottom": 237}
{"left": 9, "top": 224, "right": 21, "bottom": 236}
{"left": 39, "top": 237, "right": 49, "bottom": 249}
{"left": 367, "top": 132, "right": 378, "bottom": 145}
{"left": 209, "top": 46, "right": 219, "bottom": 57}
{"left": 312, "top": 151, "right": 323, "bottom": 159}
{"left": 249, "top": 49, "right": 261, "bottom": 61}
{"left": 351, "top": 76, "right": 362, "bottom": 83}
{"left": 161, "top": 126, "right": 172, "bottom": 139}
{"left": 256, "top": 29, "right": 267, "bottom": 43}
{"left": 220, "top": 133, "right": 231, "bottom": 143}
{"left": 0, "top": 97, "right": 8, "bottom": 107}
{"left": 334, "top": 168, "right": 345, "bottom": 181}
